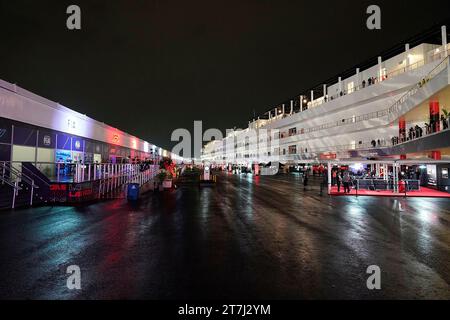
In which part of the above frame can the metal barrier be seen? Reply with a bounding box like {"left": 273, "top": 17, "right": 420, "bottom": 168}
{"left": 329, "top": 177, "right": 449, "bottom": 198}
{"left": 1, "top": 161, "right": 160, "bottom": 206}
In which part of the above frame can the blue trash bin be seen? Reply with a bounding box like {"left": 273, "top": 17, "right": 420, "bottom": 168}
{"left": 127, "top": 183, "right": 140, "bottom": 201}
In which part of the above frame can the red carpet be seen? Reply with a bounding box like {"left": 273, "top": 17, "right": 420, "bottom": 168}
{"left": 330, "top": 186, "right": 450, "bottom": 198}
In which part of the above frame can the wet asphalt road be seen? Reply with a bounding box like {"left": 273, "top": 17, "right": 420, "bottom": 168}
{"left": 0, "top": 173, "right": 449, "bottom": 299}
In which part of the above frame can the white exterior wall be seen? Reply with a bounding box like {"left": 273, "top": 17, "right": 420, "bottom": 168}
{"left": 0, "top": 79, "right": 165, "bottom": 155}
{"left": 202, "top": 45, "right": 450, "bottom": 163}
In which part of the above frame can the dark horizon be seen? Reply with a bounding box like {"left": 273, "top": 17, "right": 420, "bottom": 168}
{"left": 1, "top": 0, "right": 450, "bottom": 150}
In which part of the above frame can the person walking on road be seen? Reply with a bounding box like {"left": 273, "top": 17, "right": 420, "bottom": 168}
{"left": 337, "top": 172, "right": 342, "bottom": 193}
{"left": 303, "top": 173, "right": 309, "bottom": 190}
{"left": 343, "top": 172, "right": 351, "bottom": 193}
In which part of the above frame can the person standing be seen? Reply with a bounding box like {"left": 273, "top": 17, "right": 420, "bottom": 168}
{"left": 303, "top": 172, "right": 309, "bottom": 190}
{"left": 442, "top": 114, "right": 448, "bottom": 130}
{"left": 343, "top": 172, "right": 351, "bottom": 193}
{"left": 337, "top": 172, "right": 342, "bottom": 193}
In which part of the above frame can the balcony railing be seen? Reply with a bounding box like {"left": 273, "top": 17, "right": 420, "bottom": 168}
{"left": 277, "top": 55, "right": 449, "bottom": 140}
{"left": 261, "top": 47, "right": 448, "bottom": 125}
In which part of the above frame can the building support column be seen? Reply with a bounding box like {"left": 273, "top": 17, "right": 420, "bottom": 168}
{"left": 393, "top": 163, "right": 399, "bottom": 193}
{"left": 429, "top": 101, "right": 440, "bottom": 133}
{"left": 399, "top": 117, "right": 406, "bottom": 144}
{"left": 405, "top": 44, "right": 410, "bottom": 70}
{"left": 356, "top": 68, "right": 360, "bottom": 88}
{"left": 430, "top": 150, "right": 442, "bottom": 160}
{"left": 327, "top": 162, "right": 332, "bottom": 195}
{"left": 442, "top": 25, "right": 447, "bottom": 58}
{"left": 392, "top": 164, "right": 396, "bottom": 192}
{"left": 378, "top": 56, "right": 383, "bottom": 80}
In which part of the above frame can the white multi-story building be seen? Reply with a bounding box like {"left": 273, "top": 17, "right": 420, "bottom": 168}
{"left": 202, "top": 25, "right": 450, "bottom": 166}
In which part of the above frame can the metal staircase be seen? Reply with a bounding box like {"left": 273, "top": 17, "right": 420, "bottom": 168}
{"left": 0, "top": 161, "right": 50, "bottom": 210}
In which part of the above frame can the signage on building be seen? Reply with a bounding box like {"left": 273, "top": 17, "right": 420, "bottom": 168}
{"left": 75, "top": 140, "right": 81, "bottom": 150}
{"left": 67, "top": 119, "right": 77, "bottom": 130}
{"left": 319, "top": 152, "right": 337, "bottom": 160}
{"left": 43, "top": 135, "right": 51, "bottom": 146}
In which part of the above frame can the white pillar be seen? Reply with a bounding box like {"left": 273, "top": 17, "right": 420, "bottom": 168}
{"left": 392, "top": 164, "right": 395, "bottom": 192}
{"left": 282, "top": 104, "right": 285, "bottom": 114}
{"left": 290, "top": 100, "right": 293, "bottom": 114}
{"left": 393, "top": 163, "right": 398, "bottom": 193}
{"left": 396, "top": 163, "right": 399, "bottom": 193}
{"left": 356, "top": 68, "right": 360, "bottom": 88}
{"left": 405, "top": 43, "right": 410, "bottom": 69}
{"left": 310, "top": 90, "right": 314, "bottom": 103}
{"left": 338, "top": 77, "right": 342, "bottom": 93}
{"left": 327, "top": 162, "right": 332, "bottom": 194}
{"left": 442, "top": 25, "right": 448, "bottom": 58}
{"left": 378, "top": 56, "right": 382, "bottom": 80}
{"left": 300, "top": 95, "right": 303, "bottom": 111}
{"left": 323, "top": 84, "right": 327, "bottom": 100}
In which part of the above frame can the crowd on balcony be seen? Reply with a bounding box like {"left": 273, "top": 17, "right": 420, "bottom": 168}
{"left": 391, "top": 115, "right": 449, "bottom": 146}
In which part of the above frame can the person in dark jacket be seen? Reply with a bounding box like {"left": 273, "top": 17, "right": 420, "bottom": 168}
{"left": 442, "top": 114, "right": 448, "bottom": 130}
{"left": 303, "top": 173, "right": 309, "bottom": 190}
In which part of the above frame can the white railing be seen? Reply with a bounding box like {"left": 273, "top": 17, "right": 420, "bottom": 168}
{"left": 278, "top": 56, "right": 449, "bottom": 139}
{"left": 261, "top": 47, "right": 448, "bottom": 126}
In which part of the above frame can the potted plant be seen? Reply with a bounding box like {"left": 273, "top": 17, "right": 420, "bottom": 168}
{"left": 157, "top": 170, "right": 167, "bottom": 191}
{"left": 163, "top": 172, "right": 173, "bottom": 189}
{"left": 159, "top": 157, "right": 176, "bottom": 189}
{"left": 443, "top": 108, "right": 449, "bottom": 120}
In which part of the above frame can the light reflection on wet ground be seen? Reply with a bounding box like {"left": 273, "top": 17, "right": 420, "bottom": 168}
{"left": 0, "top": 173, "right": 449, "bottom": 299}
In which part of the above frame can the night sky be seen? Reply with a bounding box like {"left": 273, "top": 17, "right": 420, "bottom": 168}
{"left": 1, "top": 0, "right": 450, "bottom": 151}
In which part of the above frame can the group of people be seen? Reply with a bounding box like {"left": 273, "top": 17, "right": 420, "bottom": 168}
{"left": 331, "top": 170, "right": 353, "bottom": 193}
{"left": 370, "top": 139, "right": 387, "bottom": 147}
{"left": 362, "top": 76, "right": 382, "bottom": 88}
{"left": 391, "top": 115, "right": 449, "bottom": 146}
{"left": 139, "top": 159, "right": 155, "bottom": 172}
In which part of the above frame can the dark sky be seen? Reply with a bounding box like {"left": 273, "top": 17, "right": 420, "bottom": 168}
{"left": 1, "top": 0, "right": 450, "bottom": 151}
